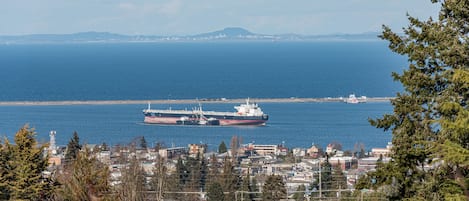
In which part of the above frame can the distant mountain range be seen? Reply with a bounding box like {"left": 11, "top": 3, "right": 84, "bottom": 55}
{"left": 0, "top": 27, "right": 381, "bottom": 44}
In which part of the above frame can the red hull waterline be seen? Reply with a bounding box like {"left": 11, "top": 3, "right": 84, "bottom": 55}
{"left": 144, "top": 117, "right": 267, "bottom": 126}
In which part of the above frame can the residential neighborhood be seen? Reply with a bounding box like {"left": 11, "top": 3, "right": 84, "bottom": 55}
{"left": 45, "top": 132, "right": 393, "bottom": 200}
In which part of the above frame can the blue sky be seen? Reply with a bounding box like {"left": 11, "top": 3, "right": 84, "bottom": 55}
{"left": 1, "top": 0, "right": 440, "bottom": 35}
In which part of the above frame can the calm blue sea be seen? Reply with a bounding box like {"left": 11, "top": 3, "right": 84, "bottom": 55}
{"left": 0, "top": 102, "right": 392, "bottom": 151}
{"left": 0, "top": 42, "right": 404, "bottom": 150}
{"left": 0, "top": 42, "right": 404, "bottom": 101}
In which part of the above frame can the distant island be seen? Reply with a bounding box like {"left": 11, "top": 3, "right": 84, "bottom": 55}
{"left": 0, "top": 27, "right": 381, "bottom": 44}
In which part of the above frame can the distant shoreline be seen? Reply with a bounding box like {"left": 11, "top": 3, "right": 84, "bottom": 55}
{"left": 0, "top": 97, "right": 393, "bottom": 106}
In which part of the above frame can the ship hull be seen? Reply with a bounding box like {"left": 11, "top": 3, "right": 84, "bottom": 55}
{"left": 144, "top": 115, "right": 268, "bottom": 126}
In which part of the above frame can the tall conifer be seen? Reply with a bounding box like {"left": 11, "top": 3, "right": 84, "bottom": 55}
{"left": 2, "top": 125, "right": 53, "bottom": 200}
{"left": 218, "top": 141, "right": 227, "bottom": 154}
{"left": 64, "top": 131, "right": 82, "bottom": 163}
{"left": 262, "top": 175, "right": 286, "bottom": 201}
{"left": 359, "top": 0, "right": 469, "bottom": 199}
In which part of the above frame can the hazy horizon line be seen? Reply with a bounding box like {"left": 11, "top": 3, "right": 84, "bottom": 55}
{"left": 0, "top": 27, "right": 383, "bottom": 37}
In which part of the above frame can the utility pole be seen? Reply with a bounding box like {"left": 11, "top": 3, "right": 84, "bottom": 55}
{"left": 319, "top": 161, "right": 322, "bottom": 199}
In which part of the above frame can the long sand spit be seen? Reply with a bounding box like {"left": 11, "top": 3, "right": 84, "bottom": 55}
{"left": 0, "top": 97, "right": 393, "bottom": 106}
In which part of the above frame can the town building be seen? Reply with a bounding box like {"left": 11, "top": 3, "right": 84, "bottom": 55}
{"left": 158, "top": 147, "right": 187, "bottom": 159}
{"left": 371, "top": 142, "right": 393, "bottom": 157}
{"left": 328, "top": 156, "right": 357, "bottom": 171}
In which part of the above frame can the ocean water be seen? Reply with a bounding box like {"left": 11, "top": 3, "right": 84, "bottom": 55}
{"left": 0, "top": 42, "right": 403, "bottom": 150}
{"left": 0, "top": 102, "right": 392, "bottom": 151}
{"left": 0, "top": 42, "right": 404, "bottom": 101}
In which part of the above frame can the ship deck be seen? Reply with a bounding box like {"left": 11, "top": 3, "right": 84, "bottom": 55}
{"left": 144, "top": 109, "right": 240, "bottom": 116}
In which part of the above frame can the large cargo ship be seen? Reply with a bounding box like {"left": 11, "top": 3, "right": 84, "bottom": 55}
{"left": 143, "top": 99, "right": 269, "bottom": 126}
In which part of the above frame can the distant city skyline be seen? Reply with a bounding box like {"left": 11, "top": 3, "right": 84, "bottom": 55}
{"left": 1, "top": 0, "right": 440, "bottom": 36}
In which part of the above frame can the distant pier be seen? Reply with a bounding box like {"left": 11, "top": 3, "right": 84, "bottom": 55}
{"left": 0, "top": 97, "right": 393, "bottom": 106}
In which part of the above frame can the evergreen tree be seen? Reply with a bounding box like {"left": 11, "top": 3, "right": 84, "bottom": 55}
{"left": 0, "top": 125, "right": 54, "bottom": 200}
{"left": 0, "top": 138, "right": 12, "bottom": 199}
{"left": 140, "top": 136, "right": 148, "bottom": 150}
{"left": 65, "top": 131, "right": 82, "bottom": 162}
{"left": 206, "top": 182, "right": 225, "bottom": 201}
{"left": 262, "top": 175, "right": 286, "bottom": 201}
{"left": 218, "top": 141, "right": 227, "bottom": 154}
{"left": 359, "top": 0, "right": 469, "bottom": 200}
{"left": 320, "top": 159, "right": 333, "bottom": 195}
{"left": 55, "top": 148, "right": 111, "bottom": 201}
{"left": 101, "top": 142, "right": 109, "bottom": 151}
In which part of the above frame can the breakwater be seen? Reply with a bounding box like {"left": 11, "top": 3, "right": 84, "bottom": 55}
{"left": 0, "top": 97, "right": 393, "bottom": 106}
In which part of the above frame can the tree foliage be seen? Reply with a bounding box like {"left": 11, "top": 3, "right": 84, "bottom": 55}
{"left": 320, "top": 159, "right": 333, "bottom": 194}
{"left": 262, "top": 174, "right": 286, "bottom": 201}
{"left": 139, "top": 136, "right": 148, "bottom": 150}
{"left": 0, "top": 139, "right": 9, "bottom": 198}
{"left": 360, "top": 0, "right": 469, "bottom": 200}
{"left": 55, "top": 148, "right": 111, "bottom": 201}
{"left": 218, "top": 141, "right": 227, "bottom": 154}
{"left": 206, "top": 182, "right": 225, "bottom": 201}
{"left": 64, "top": 131, "right": 82, "bottom": 163}
{"left": 0, "top": 125, "right": 54, "bottom": 200}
